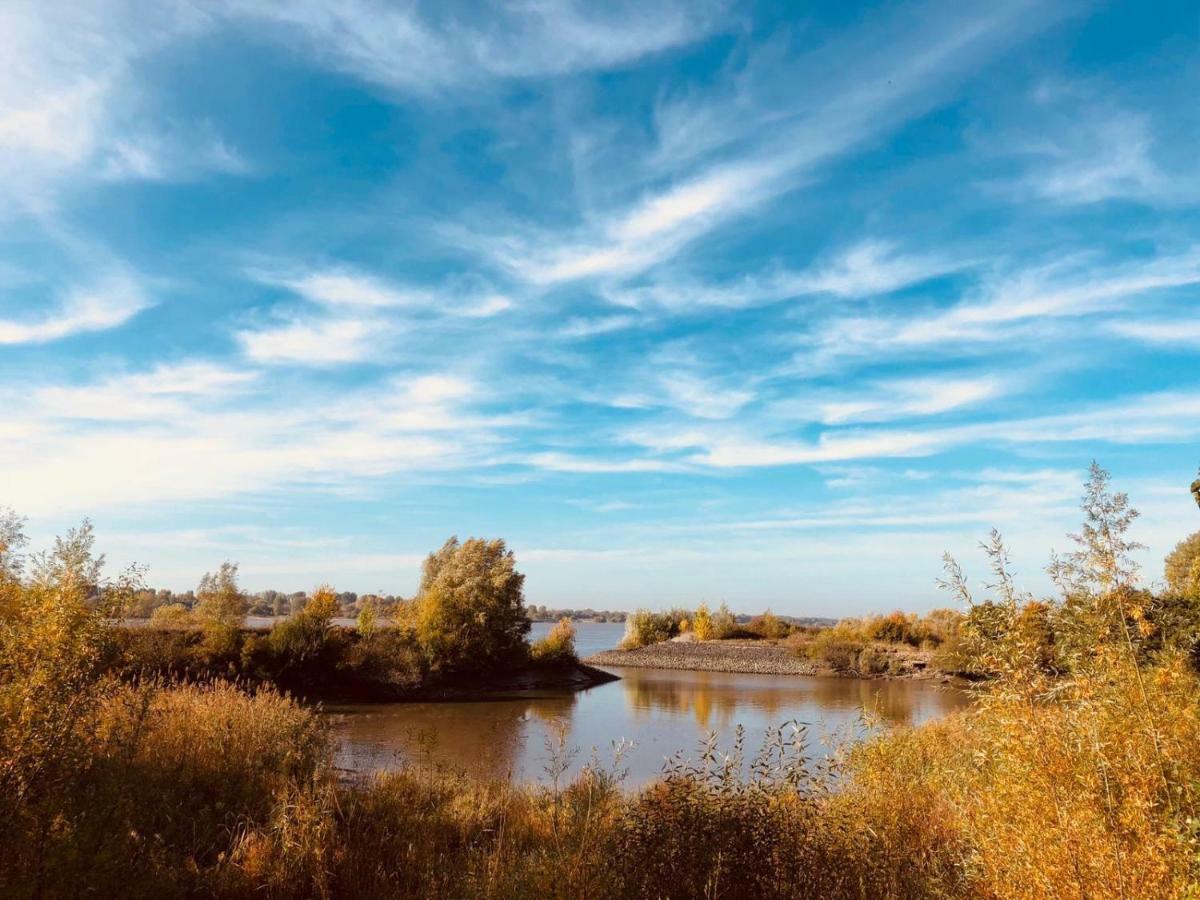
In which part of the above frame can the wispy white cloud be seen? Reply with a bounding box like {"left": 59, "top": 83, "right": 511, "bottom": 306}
{"left": 817, "top": 376, "right": 1003, "bottom": 424}
{"left": 525, "top": 452, "right": 686, "bottom": 474}
{"left": 475, "top": 1, "right": 1065, "bottom": 286}
{"left": 658, "top": 372, "right": 755, "bottom": 420}
{"left": 609, "top": 388, "right": 1200, "bottom": 471}
{"left": 801, "top": 247, "right": 1200, "bottom": 365}
{"left": 687, "top": 430, "right": 946, "bottom": 468}
{"left": 606, "top": 241, "right": 963, "bottom": 313}
{"left": 237, "top": 315, "right": 381, "bottom": 365}
{"left": 220, "top": 0, "right": 725, "bottom": 94}
{"left": 488, "top": 161, "right": 781, "bottom": 284}
{"left": 1107, "top": 318, "right": 1200, "bottom": 347}
{"left": 1024, "top": 111, "right": 1164, "bottom": 205}
{"left": 238, "top": 267, "right": 513, "bottom": 365}
{"left": 0, "top": 365, "right": 508, "bottom": 515}
{"left": 558, "top": 314, "right": 640, "bottom": 338}
{"left": 33, "top": 362, "right": 256, "bottom": 421}
{"left": 0, "top": 272, "right": 150, "bottom": 345}
{"left": 0, "top": 3, "right": 237, "bottom": 211}
{"left": 259, "top": 266, "right": 515, "bottom": 317}
{"left": 100, "top": 125, "right": 250, "bottom": 182}
{"left": 277, "top": 269, "right": 433, "bottom": 309}
{"left": 985, "top": 82, "right": 1196, "bottom": 207}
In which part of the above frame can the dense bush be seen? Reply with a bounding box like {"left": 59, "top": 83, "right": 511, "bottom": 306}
{"left": 268, "top": 583, "right": 339, "bottom": 663}
{"left": 1165, "top": 530, "right": 1200, "bottom": 599}
{"left": 747, "top": 609, "right": 790, "bottom": 640}
{"left": 620, "top": 608, "right": 680, "bottom": 648}
{"left": 796, "top": 609, "right": 967, "bottom": 674}
{"left": 148, "top": 601, "right": 193, "bottom": 628}
{"left": 530, "top": 616, "right": 577, "bottom": 664}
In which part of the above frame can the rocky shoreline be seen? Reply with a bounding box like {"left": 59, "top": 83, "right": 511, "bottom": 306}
{"left": 586, "top": 639, "right": 942, "bottom": 680}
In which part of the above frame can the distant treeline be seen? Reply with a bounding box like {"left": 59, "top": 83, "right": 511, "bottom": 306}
{"left": 526, "top": 607, "right": 837, "bottom": 626}
{"left": 128, "top": 593, "right": 837, "bottom": 628}
{"left": 124, "top": 587, "right": 403, "bottom": 620}
{"left": 526, "top": 605, "right": 627, "bottom": 622}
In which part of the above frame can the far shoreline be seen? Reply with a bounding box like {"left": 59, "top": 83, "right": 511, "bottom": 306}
{"left": 585, "top": 638, "right": 958, "bottom": 683}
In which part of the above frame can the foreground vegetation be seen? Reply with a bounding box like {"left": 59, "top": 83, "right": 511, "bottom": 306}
{"left": 3, "top": 462, "right": 1200, "bottom": 897}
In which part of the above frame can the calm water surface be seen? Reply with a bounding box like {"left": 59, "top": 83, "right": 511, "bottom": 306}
{"left": 327, "top": 622, "right": 968, "bottom": 786}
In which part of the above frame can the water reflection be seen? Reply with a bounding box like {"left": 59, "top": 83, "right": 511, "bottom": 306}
{"left": 330, "top": 691, "right": 581, "bottom": 782}
{"left": 329, "top": 664, "right": 967, "bottom": 786}
{"left": 618, "top": 669, "right": 932, "bottom": 731}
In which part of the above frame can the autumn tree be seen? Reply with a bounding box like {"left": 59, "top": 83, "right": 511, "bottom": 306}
{"left": 414, "top": 537, "right": 530, "bottom": 674}
{"left": 0, "top": 516, "right": 140, "bottom": 855}
{"left": 356, "top": 597, "right": 380, "bottom": 639}
{"left": 195, "top": 562, "right": 247, "bottom": 653}
{"left": 269, "top": 584, "right": 338, "bottom": 663}
{"left": 712, "top": 602, "right": 736, "bottom": 639}
{"left": 30, "top": 519, "right": 105, "bottom": 595}
{"left": 0, "top": 506, "right": 27, "bottom": 582}
{"left": 1165, "top": 532, "right": 1200, "bottom": 600}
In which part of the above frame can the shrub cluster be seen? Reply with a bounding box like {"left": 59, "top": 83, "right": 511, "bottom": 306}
{"left": 530, "top": 616, "right": 578, "bottom": 665}
{"left": 796, "top": 610, "right": 956, "bottom": 675}
{"left": 621, "top": 603, "right": 743, "bottom": 648}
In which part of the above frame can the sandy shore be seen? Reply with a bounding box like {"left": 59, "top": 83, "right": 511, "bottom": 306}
{"left": 585, "top": 639, "right": 939, "bottom": 680}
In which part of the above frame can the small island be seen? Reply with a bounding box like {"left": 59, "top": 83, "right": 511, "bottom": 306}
{"left": 109, "top": 536, "right": 618, "bottom": 703}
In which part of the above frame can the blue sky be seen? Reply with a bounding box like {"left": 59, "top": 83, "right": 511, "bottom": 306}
{"left": 2, "top": 0, "right": 1198, "bottom": 614}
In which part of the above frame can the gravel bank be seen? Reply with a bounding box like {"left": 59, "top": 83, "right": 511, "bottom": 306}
{"left": 585, "top": 639, "right": 822, "bottom": 676}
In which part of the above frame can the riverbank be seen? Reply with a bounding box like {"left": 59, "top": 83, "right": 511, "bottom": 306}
{"left": 586, "top": 637, "right": 943, "bottom": 680}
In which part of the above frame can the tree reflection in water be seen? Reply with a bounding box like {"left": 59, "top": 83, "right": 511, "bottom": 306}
{"left": 619, "top": 668, "right": 929, "bottom": 729}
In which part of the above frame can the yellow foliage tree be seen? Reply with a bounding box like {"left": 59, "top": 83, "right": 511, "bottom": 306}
{"left": 196, "top": 562, "right": 246, "bottom": 631}
{"left": 414, "top": 537, "right": 530, "bottom": 674}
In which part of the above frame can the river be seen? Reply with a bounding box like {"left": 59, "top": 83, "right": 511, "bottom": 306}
{"left": 326, "top": 621, "right": 968, "bottom": 786}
